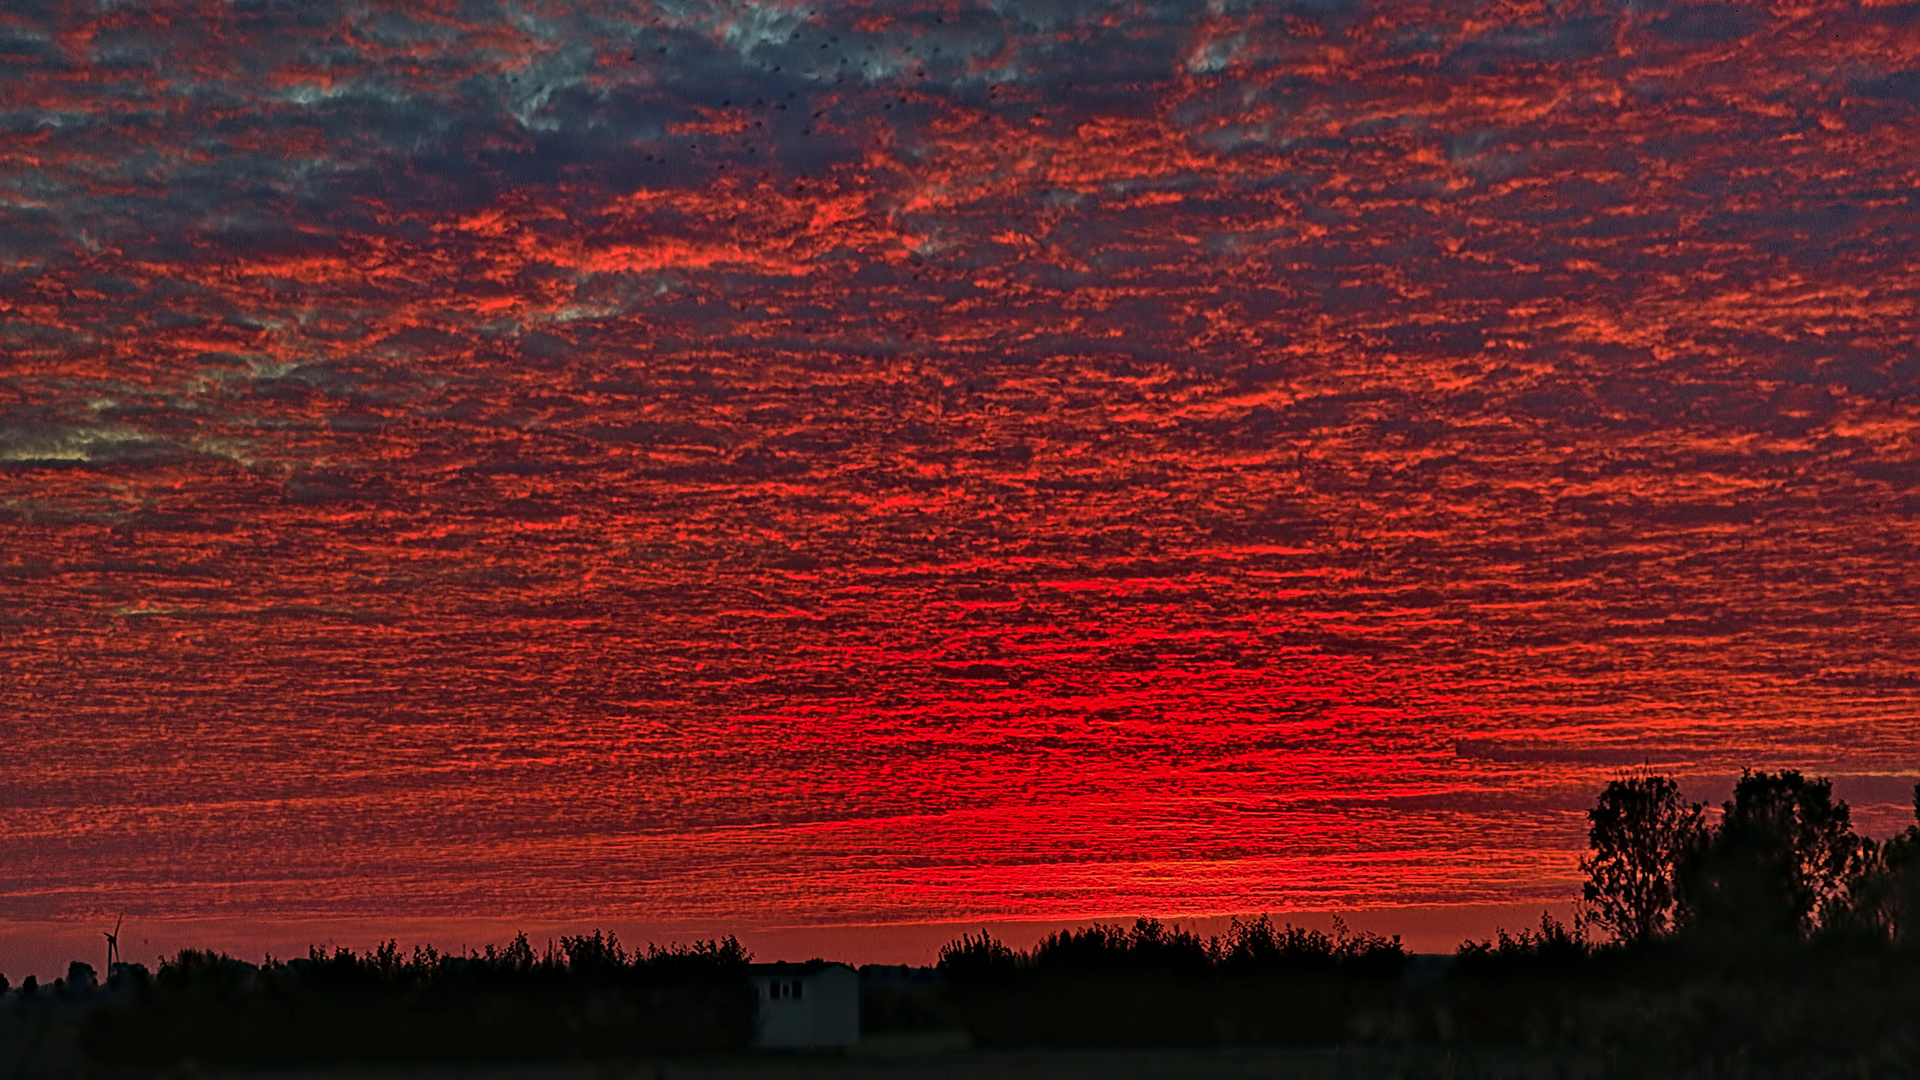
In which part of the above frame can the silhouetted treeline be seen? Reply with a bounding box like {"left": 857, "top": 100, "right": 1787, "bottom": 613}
{"left": 931, "top": 768, "right": 1920, "bottom": 1076}
{"left": 1578, "top": 768, "right": 1915, "bottom": 947}
{"left": 941, "top": 914, "right": 1404, "bottom": 979}
{"left": 938, "top": 916, "right": 1407, "bottom": 1045}
{"left": 1440, "top": 768, "right": 1920, "bottom": 1076}
{"left": 81, "top": 931, "right": 755, "bottom": 1064}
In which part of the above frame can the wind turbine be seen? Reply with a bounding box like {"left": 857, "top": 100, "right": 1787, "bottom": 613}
{"left": 103, "top": 915, "right": 121, "bottom": 975}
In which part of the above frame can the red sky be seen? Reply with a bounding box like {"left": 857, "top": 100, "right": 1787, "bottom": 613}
{"left": 3, "top": 0, "right": 1919, "bottom": 964}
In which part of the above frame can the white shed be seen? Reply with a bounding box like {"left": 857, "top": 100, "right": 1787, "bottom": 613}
{"left": 748, "top": 961, "right": 860, "bottom": 1050}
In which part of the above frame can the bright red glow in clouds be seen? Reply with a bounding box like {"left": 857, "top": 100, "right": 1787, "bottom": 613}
{"left": 2, "top": 0, "right": 1918, "bottom": 953}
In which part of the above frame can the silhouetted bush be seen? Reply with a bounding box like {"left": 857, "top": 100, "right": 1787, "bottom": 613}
{"left": 937, "top": 930, "right": 1023, "bottom": 981}
{"left": 1455, "top": 912, "right": 1593, "bottom": 977}
{"left": 1215, "top": 915, "right": 1406, "bottom": 978}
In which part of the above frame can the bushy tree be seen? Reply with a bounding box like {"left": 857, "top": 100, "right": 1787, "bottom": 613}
{"left": 499, "top": 931, "right": 537, "bottom": 972}
{"left": 560, "top": 930, "right": 626, "bottom": 972}
{"left": 937, "top": 930, "right": 1023, "bottom": 980}
{"left": 1032, "top": 918, "right": 1213, "bottom": 974}
{"left": 1580, "top": 773, "right": 1705, "bottom": 944}
{"left": 1679, "top": 769, "right": 1860, "bottom": 940}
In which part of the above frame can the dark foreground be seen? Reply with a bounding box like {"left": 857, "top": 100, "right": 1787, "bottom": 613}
{"left": 7, "top": 933, "right": 1919, "bottom": 1080}
{"left": 2, "top": 1001, "right": 1903, "bottom": 1080}
{"left": 0, "top": 1034, "right": 1612, "bottom": 1080}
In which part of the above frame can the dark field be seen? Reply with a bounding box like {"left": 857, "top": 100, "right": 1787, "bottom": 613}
{"left": 173, "top": 1046, "right": 1610, "bottom": 1080}
{"left": 2, "top": 1031, "right": 1609, "bottom": 1080}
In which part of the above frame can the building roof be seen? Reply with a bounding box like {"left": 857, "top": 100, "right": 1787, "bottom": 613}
{"left": 746, "top": 960, "right": 856, "bottom": 976}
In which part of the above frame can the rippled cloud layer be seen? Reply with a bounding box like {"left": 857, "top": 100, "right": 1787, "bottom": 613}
{"left": 3, "top": 0, "right": 1918, "bottom": 927}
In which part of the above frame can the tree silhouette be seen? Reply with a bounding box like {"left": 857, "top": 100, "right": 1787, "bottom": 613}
{"left": 1679, "top": 769, "right": 1860, "bottom": 940}
{"left": 1580, "top": 772, "right": 1705, "bottom": 944}
{"left": 1833, "top": 781, "right": 1920, "bottom": 945}
{"left": 937, "top": 930, "right": 1023, "bottom": 980}
{"left": 500, "top": 931, "right": 537, "bottom": 972}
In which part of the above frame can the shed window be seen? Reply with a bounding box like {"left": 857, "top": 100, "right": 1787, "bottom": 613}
{"left": 762, "top": 978, "right": 805, "bottom": 1000}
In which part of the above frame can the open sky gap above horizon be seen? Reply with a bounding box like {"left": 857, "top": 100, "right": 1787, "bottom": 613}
{"left": 2, "top": 0, "right": 1919, "bottom": 941}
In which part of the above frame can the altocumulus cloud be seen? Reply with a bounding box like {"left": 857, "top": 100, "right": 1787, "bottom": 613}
{"left": 3, "top": 0, "right": 1920, "bottom": 927}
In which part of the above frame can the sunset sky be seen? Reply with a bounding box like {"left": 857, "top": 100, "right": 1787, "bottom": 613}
{"left": 4, "top": 0, "right": 1919, "bottom": 968}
